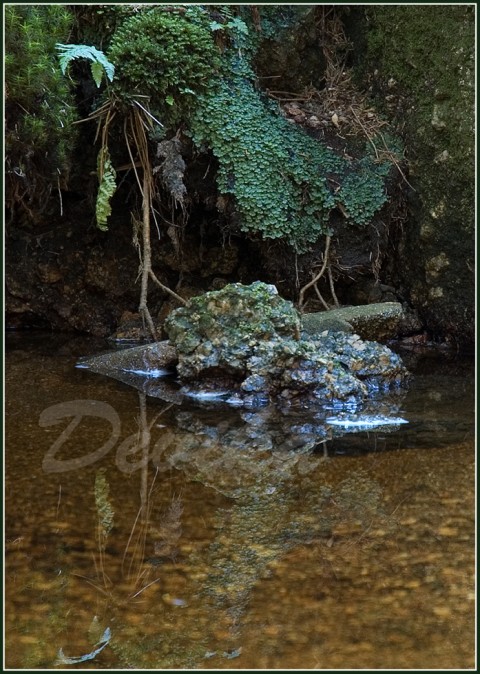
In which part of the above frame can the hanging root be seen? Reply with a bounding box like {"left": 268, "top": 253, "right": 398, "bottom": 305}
{"left": 327, "top": 265, "right": 340, "bottom": 308}
{"left": 126, "top": 108, "right": 188, "bottom": 341}
{"left": 298, "top": 235, "right": 341, "bottom": 312}
{"left": 298, "top": 235, "right": 335, "bottom": 311}
{"left": 138, "top": 172, "right": 158, "bottom": 340}
{"left": 149, "top": 269, "right": 187, "bottom": 306}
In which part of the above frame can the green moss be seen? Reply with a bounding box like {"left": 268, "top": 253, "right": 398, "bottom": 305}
{"left": 71, "top": 5, "right": 141, "bottom": 51}
{"left": 96, "top": 5, "right": 399, "bottom": 252}
{"left": 363, "top": 6, "right": 474, "bottom": 341}
{"left": 368, "top": 5, "right": 475, "bottom": 182}
{"left": 5, "top": 5, "right": 78, "bottom": 211}
{"left": 366, "top": 6, "right": 474, "bottom": 159}
{"left": 165, "top": 281, "right": 301, "bottom": 358}
{"left": 15, "top": 4, "right": 400, "bottom": 255}
{"left": 107, "top": 6, "right": 222, "bottom": 127}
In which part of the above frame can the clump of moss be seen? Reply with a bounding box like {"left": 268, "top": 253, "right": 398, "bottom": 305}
{"left": 5, "top": 5, "right": 78, "bottom": 215}
{"left": 107, "top": 6, "right": 222, "bottom": 128}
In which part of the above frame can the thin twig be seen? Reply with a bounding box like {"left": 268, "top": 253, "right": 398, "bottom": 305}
{"left": 130, "top": 577, "right": 161, "bottom": 599}
{"left": 124, "top": 117, "right": 144, "bottom": 197}
{"left": 56, "top": 484, "right": 62, "bottom": 519}
{"left": 122, "top": 499, "right": 144, "bottom": 574}
{"left": 350, "top": 105, "right": 379, "bottom": 159}
{"left": 377, "top": 130, "right": 416, "bottom": 191}
{"left": 57, "top": 175, "right": 63, "bottom": 217}
{"left": 132, "top": 98, "right": 164, "bottom": 127}
{"left": 72, "top": 572, "right": 109, "bottom": 596}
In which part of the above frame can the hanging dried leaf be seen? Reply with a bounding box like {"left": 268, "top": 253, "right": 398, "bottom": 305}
{"left": 96, "top": 147, "right": 116, "bottom": 231}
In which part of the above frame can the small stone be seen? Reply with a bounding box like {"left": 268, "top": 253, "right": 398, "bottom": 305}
{"left": 437, "top": 526, "right": 458, "bottom": 537}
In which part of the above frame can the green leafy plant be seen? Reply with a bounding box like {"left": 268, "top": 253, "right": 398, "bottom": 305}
{"left": 210, "top": 16, "right": 248, "bottom": 34}
{"left": 192, "top": 77, "right": 335, "bottom": 251}
{"left": 55, "top": 47, "right": 116, "bottom": 231}
{"left": 58, "top": 6, "right": 196, "bottom": 335}
{"left": 187, "top": 7, "right": 400, "bottom": 253}
{"left": 56, "top": 43, "right": 115, "bottom": 88}
{"left": 191, "top": 55, "right": 394, "bottom": 252}
{"left": 337, "top": 158, "right": 388, "bottom": 225}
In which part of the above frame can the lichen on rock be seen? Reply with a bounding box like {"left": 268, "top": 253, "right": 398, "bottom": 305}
{"left": 165, "top": 282, "right": 408, "bottom": 406}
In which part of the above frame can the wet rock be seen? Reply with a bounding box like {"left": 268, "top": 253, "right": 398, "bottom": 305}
{"left": 360, "top": 6, "right": 474, "bottom": 345}
{"left": 301, "top": 314, "right": 354, "bottom": 336}
{"left": 78, "top": 341, "right": 178, "bottom": 376}
{"left": 165, "top": 281, "right": 301, "bottom": 382}
{"left": 165, "top": 282, "right": 408, "bottom": 405}
{"left": 301, "top": 302, "right": 404, "bottom": 342}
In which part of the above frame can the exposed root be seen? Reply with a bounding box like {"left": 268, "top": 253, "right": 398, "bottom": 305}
{"left": 314, "top": 283, "right": 331, "bottom": 311}
{"left": 271, "top": 7, "right": 411, "bottom": 311}
{"left": 149, "top": 269, "right": 187, "bottom": 306}
{"left": 298, "top": 234, "right": 333, "bottom": 311}
{"left": 327, "top": 265, "right": 340, "bottom": 308}
{"left": 138, "top": 173, "right": 158, "bottom": 340}
{"left": 88, "top": 98, "right": 188, "bottom": 341}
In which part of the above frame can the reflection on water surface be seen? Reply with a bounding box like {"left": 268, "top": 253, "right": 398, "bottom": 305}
{"left": 5, "top": 333, "right": 475, "bottom": 669}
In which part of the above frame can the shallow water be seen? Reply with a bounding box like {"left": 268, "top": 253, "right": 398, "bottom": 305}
{"left": 5, "top": 333, "right": 476, "bottom": 669}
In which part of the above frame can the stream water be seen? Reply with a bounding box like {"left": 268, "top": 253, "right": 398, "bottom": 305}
{"left": 5, "top": 332, "right": 476, "bottom": 669}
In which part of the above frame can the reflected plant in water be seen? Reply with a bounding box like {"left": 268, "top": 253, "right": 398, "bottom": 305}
{"left": 64, "top": 392, "right": 191, "bottom": 668}
{"left": 153, "top": 494, "right": 184, "bottom": 562}
{"left": 94, "top": 468, "right": 115, "bottom": 587}
{"left": 77, "top": 455, "right": 164, "bottom": 604}
{"left": 65, "top": 395, "right": 165, "bottom": 607}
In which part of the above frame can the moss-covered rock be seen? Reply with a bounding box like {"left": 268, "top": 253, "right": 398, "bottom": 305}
{"left": 165, "top": 281, "right": 301, "bottom": 382}
{"left": 360, "top": 6, "right": 474, "bottom": 345}
{"left": 165, "top": 282, "right": 407, "bottom": 406}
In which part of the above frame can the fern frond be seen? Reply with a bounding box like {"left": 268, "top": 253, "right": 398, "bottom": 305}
{"left": 96, "top": 147, "right": 116, "bottom": 231}
{"left": 56, "top": 43, "right": 115, "bottom": 86}
{"left": 90, "top": 61, "right": 105, "bottom": 89}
